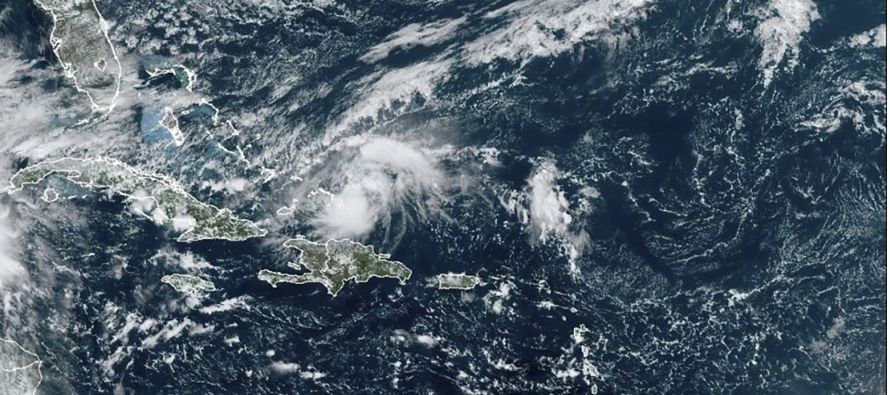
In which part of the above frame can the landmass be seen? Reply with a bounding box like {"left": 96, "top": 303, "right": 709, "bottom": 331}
{"left": 41, "top": 188, "right": 59, "bottom": 203}
{"left": 0, "top": 338, "right": 42, "bottom": 395}
{"left": 435, "top": 273, "right": 481, "bottom": 290}
{"left": 161, "top": 274, "right": 216, "bottom": 294}
{"left": 160, "top": 107, "right": 184, "bottom": 146}
{"left": 258, "top": 237, "right": 412, "bottom": 297}
{"left": 5, "top": 157, "right": 266, "bottom": 242}
{"left": 146, "top": 64, "right": 197, "bottom": 91}
{"left": 35, "top": 0, "right": 122, "bottom": 112}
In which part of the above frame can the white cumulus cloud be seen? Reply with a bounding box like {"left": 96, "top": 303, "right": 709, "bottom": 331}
{"left": 754, "top": 0, "right": 820, "bottom": 86}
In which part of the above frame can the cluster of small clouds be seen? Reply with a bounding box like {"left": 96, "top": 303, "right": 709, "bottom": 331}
{"left": 149, "top": 248, "right": 215, "bottom": 273}
{"left": 502, "top": 159, "right": 592, "bottom": 274}
{"left": 847, "top": 24, "right": 887, "bottom": 49}
{"left": 483, "top": 281, "right": 515, "bottom": 315}
{"left": 268, "top": 361, "right": 327, "bottom": 380}
{"left": 389, "top": 329, "right": 441, "bottom": 349}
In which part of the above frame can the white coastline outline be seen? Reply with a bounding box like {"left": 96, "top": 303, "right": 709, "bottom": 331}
{"left": 0, "top": 338, "right": 43, "bottom": 395}
{"left": 34, "top": 0, "right": 122, "bottom": 114}
{"left": 2, "top": 156, "right": 268, "bottom": 243}
{"left": 434, "top": 272, "right": 482, "bottom": 290}
{"left": 259, "top": 236, "right": 412, "bottom": 297}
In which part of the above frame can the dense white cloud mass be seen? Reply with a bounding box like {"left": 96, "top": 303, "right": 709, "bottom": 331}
{"left": 462, "top": 0, "right": 652, "bottom": 66}
{"left": 310, "top": 136, "right": 448, "bottom": 240}
{"left": 360, "top": 17, "right": 466, "bottom": 63}
{"left": 0, "top": 202, "right": 24, "bottom": 290}
{"left": 501, "top": 159, "right": 591, "bottom": 274}
{"left": 527, "top": 161, "right": 573, "bottom": 242}
{"left": 754, "top": 0, "right": 820, "bottom": 86}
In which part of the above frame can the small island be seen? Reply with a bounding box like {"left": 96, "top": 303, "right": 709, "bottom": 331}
{"left": 146, "top": 64, "right": 197, "bottom": 91}
{"left": 435, "top": 273, "right": 481, "bottom": 290}
{"left": 160, "top": 107, "right": 184, "bottom": 146}
{"left": 41, "top": 188, "right": 59, "bottom": 203}
{"left": 258, "top": 237, "right": 411, "bottom": 297}
{"left": 6, "top": 157, "right": 267, "bottom": 243}
{"left": 161, "top": 274, "right": 216, "bottom": 294}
